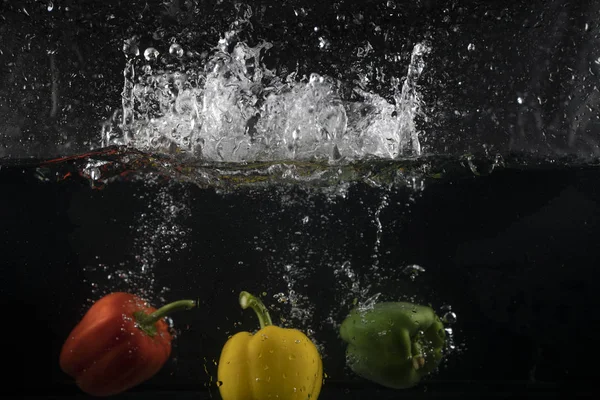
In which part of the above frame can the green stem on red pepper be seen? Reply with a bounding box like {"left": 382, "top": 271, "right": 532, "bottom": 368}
{"left": 239, "top": 291, "right": 273, "bottom": 329}
{"left": 134, "top": 299, "right": 198, "bottom": 337}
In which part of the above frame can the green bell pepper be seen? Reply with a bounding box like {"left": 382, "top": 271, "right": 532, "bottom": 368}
{"left": 339, "top": 301, "right": 446, "bottom": 389}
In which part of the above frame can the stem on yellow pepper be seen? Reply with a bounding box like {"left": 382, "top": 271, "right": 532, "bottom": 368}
{"left": 239, "top": 291, "right": 273, "bottom": 329}
{"left": 134, "top": 299, "right": 198, "bottom": 337}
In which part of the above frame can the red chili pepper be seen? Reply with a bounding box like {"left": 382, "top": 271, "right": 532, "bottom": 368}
{"left": 59, "top": 292, "right": 196, "bottom": 396}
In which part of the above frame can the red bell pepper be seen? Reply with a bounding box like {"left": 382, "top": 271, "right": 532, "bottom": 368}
{"left": 59, "top": 292, "right": 196, "bottom": 396}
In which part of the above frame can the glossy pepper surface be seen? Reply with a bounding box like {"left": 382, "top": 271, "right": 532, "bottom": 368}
{"left": 340, "top": 301, "right": 446, "bottom": 389}
{"left": 59, "top": 292, "right": 196, "bottom": 396}
{"left": 218, "top": 291, "right": 323, "bottom": 400}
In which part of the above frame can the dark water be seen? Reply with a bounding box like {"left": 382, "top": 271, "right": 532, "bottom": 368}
{"left": 2, "top": 150, "right": 598, "bottom": 398}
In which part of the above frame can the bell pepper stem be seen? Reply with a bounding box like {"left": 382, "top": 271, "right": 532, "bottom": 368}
{"left": 239, "top": 291, "right": 273, "bottom": 329}
{"left": 134, "top": 299, "right": 198, "bottom": 337}
{"left": 144, "top": 299, "right": 198, "bottom": 324}
{"left": 411, "top": 341, "right": 425, "bottom": 370}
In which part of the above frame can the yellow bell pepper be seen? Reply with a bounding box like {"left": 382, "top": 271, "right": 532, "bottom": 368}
{"left": 217, "top": 291, "right": 323, "bottom": 400}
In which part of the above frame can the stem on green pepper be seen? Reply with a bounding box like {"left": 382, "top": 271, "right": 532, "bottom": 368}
{"left": 412, "top": 340, "right": 423, "bottom": 358}
{"left": 239, "top": 291, "right": 273, "bottom": 329}
{"left": 134, "top": 299, "right": 198, "bottom": 337}
{"left": 411, "top": 341, "right": 425, "bottom": 370}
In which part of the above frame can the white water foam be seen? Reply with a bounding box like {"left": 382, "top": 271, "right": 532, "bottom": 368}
{"left": 103, "top": 33, "right": 431, "bottom": 163}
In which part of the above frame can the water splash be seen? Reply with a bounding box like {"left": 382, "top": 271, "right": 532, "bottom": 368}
{"left": 356, "top": 292, "right": 383, "bottom": 312}
{"left": 103, "top": 32, "right": 431, "bottom": 162}
{"left": 79, "top": 179, "right": 191, "bottom": 304}
{"left": 275, "top": 263, "right": 315, "bottom": 327}
{"left": 403, "top": 264, "right": 426, "bottom": 281}
{"left": 395, "top": 42, "right": 431, "bottom": 156}
{"left": 327, "top": 260, "right": 373, "bottom": 329}
{"left": 131, "top": 181, "right": 191, "bottom": 303}
{"left": 334, "top": 261, "right": 371, "bottom": 302}
{"left": 370, "top": 192, "right": 389, "bottom": 274}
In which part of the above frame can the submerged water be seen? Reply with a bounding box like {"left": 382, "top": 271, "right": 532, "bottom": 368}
{"left": 3, "top": 150, "right": 599, "bottom": 398}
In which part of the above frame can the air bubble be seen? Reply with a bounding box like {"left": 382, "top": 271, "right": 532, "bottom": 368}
{"left": 403, "top": 264, "right": 425, "bottom": 280}
{"left": 169, "top": 43, "right": 184, "bottom": 58}
{"left": 83, "top": 166, "right": 101, "bottom": 181}
{"left": 318, "top": 37, "right": 330, "bottom": 50}
{"left": 144, "top": 47, "right": 159, "bottom": 61}
{"left": 123, "top": 37, "right": 140, "bottom": 57}
{"left": 443, "top": 311, "right": 457, "bottom": 324}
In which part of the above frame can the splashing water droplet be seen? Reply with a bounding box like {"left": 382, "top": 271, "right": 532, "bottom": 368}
{"left": 403, "top": 264, "right": 426, "bottom": 281}
{"left": 318, "top": 37, "right": 330, "bottom": 50}
{"left": 90, "top": 168, "right": 100, "bottom": 181}
{"left": 83, "top": 164, "right": 101, "bottom": 181}
{"left": 358, "top": 293, "right": 381, "bottom": 312}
